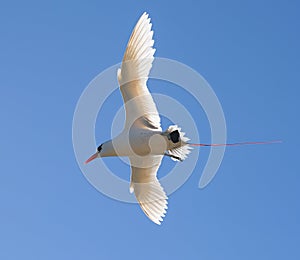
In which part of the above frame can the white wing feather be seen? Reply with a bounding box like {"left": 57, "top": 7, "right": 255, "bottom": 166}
{"left": 129, "top": 155, "right": 168, "bottom": 225}
{"left": 118, "top": 12, "right": 161, "bottom": 130}
{"left": 120, "top": 13, "right": 168, "bottom": 224}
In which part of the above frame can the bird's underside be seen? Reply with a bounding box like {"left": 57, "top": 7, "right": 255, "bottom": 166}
{"left": 85, "top": 12, "right": 191, "bottom": 225}
{"left": 84, "top": 12, "right": 192, "bottom": 225}
{"left": 85, "top": 11, "right": 279, "bottom": 225}
{"left": 115, "top": 12, "right": 193, "bottom": 225}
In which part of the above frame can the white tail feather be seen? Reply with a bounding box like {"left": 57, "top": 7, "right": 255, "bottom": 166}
{"left": 166, "top": 125, "right": 192, "bottom": 161}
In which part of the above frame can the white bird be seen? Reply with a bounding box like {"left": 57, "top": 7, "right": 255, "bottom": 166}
{"left": 85, "top": 12, "right": 192, "bottom": 225}
{"left": 84, "top": 12, "right": 281, "bottom": 224}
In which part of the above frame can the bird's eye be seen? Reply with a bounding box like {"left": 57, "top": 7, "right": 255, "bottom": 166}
{"left": 97, "top": 144, "right": 102, "bottom": 152}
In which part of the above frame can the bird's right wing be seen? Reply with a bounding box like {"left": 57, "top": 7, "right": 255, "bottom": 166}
{"left": 117, "top": 12, "right": 161, "bottom": 130}
{"left": 129, "top": 155, "right": 168, "bottom": 225}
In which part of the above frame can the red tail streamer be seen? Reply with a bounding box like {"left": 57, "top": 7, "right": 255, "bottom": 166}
{"left": 189, "top": 140, "right": 282, "bottom": 147}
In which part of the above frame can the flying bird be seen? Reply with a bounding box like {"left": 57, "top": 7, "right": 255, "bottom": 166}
{"left": 85, "top": 12, "right": 281, "bottom": 225}
{"left": 85, "top": 12, "right": 192, "bottom": 225}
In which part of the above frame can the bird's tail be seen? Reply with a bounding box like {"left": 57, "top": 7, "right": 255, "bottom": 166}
{"left": 165, "top": 125, "right": 193, "bottom": 162}
{"left": 164, "top": 125, "right": 281, "bottom": 161}
{"left": 189, "top": 140, "right": 282, "bottom": 147}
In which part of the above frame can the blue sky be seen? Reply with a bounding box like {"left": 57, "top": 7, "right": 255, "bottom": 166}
{"left": 1, "top": 0, "right": 299, "bottom": 259}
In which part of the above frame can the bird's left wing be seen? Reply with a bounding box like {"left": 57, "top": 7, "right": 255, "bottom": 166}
{"left": 129, "top": 155, "right": 168, "bottom": 225}
{"left": 117, "top": 12, "right": 161, "bottom": 130}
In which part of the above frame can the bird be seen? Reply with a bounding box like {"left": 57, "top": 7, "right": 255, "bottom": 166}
{"left": 85, "top": 12, "right": 192, "bottom": 225}
{"left": 84, "top": 12, "right": 281, "bottom": 225}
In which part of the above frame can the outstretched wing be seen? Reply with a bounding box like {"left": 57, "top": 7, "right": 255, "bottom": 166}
{"left": 129, "top": 155, "right": 168, "bottom": 225}
{"left": 118, "top": 12, "right": 161, "bottom": 130}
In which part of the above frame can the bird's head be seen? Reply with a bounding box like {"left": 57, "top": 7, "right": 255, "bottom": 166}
{"left": 84, "top": 144, "right": 103, "bottom": 164}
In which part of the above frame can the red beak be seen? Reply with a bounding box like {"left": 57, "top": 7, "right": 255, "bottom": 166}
{"left": 85, "top": 152, "right": 99, "bottom": 164}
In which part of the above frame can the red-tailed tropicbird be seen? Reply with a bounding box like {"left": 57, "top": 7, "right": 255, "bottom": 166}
{"left": 85, "top": 12, "right": 280, "bottom": 225}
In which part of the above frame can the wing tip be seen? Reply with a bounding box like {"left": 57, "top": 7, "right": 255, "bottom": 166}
{"left": 140, "top": 12, "right": 152, "bottom": 27}
{"left": 144, "top": 199, "right": 168, "bottom": 225}
{"left": 152, "top": 214, "right": 165, "bottom": 225}
{"left": 142, "top": 11, "right": 149, "bottom": 18}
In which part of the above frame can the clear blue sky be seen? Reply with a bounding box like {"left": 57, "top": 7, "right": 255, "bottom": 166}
{"left": 1, "top": 1, "right": 299, "bottom": 259}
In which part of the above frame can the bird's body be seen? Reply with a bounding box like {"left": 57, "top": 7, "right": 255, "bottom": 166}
{"left": 99, "top": 129, "right": 166, "bottom": 157}
{"left": 98, "top": 118, "right": 188, "bottom": 157}
{"left": 85, "top": 11, "right": 281, "bottom": 225}
{"left": 85, "top": 12, "right": 191, "bottom": 225}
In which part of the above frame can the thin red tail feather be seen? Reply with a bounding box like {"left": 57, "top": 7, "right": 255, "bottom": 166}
{"left": 189, "top": 140, "right": 282, "bottom": 147}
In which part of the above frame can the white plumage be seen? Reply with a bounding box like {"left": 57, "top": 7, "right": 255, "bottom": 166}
{"left": 119, "top": 13, "right": 168, "bottom": 225}
{"left": 85, "top": 12, "right": 191, "bottom": 225}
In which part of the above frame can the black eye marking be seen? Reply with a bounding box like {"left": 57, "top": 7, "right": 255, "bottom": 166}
{"left": 97, "top": 144, "right": 103, "bottom": 152}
